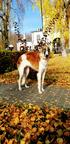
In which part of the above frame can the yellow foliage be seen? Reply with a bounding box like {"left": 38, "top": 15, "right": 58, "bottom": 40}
{"left": 55, "top": 0, "right": 63, "bottom": 9}
{"left": 64, "top": 30, "right": 69, "bottom": 40}
{"left": 0, "top": 102, "right": 70, "bottom": 143}
{"left": 36, "top": 0, "right": 66, "bottom": 33}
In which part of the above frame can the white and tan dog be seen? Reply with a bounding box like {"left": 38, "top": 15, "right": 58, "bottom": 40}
{"left": 17, "top": 47, "right": 50, "bottom": 94}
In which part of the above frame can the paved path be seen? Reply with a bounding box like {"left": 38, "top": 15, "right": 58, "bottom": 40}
{"left": 0, "top": 83, "right": 70, "bottom": 109}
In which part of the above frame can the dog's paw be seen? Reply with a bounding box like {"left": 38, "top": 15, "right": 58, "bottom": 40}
{"left": 18, "top": 86, "right": 22, "bottom": 91}
{"left": 39, "top": 90, "right": 42, "bottom": 94}
{"left": 42, "top": 88, "right": 45, "bottom": 92}
{"left": 25, "top": 84, "right": 29, "bottom": 88}
{"left": 19, "top": 87, "right": 22, "bottom": 91}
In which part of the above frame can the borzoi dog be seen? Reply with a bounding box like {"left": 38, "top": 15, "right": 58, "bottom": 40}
{"left": 17, "top": 47, "right": 50, "bottom": 94}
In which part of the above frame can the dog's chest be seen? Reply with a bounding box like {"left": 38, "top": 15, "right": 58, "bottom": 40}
{"left": 39, "top": 59, "right": 47, "bottom": 71}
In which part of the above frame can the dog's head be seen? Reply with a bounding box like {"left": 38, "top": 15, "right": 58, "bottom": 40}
{"left": 39, "top": 45, "right": 50, "bottom": 59}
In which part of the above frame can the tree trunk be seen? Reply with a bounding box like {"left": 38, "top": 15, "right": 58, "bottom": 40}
{"left": 69, "top": 18, "right": 70, "bottom": 49}
{"left": 2, "top": 0, "right": 11, "bottom": 49}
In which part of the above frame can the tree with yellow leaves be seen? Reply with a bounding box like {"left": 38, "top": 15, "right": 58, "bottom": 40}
{"left": 34, "top": 0, "right": 69, "bottom": 49}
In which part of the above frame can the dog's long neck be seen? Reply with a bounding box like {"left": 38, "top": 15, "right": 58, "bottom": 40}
{"left": 39, "top": 52, "right": 46, "bottom": 60}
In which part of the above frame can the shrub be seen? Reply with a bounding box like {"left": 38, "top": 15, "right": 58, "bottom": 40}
{"left": 0, "top": 50, "right": 24, "bottom": 74}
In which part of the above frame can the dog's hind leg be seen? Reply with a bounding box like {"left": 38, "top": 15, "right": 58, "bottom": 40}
{"left": 18, "top": 66, "right": 24, "bottom": 91}
{"left": 22, "top": 67, "right": 30, "bottom": 88}
{"left": 21, "top": 75, "right": 26, "bottom": 86}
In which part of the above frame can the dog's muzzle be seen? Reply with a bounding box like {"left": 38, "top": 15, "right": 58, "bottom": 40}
{"left": 45, "top": 47, "right": 50, "bottom": 58}
{"left": 44, "top": 50, "right": 49, "bottom": 58}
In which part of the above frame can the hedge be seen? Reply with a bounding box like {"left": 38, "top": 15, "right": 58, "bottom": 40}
{"left": 0, "top": 50, "right": 24, "bottom": 74}
{"left": 0, "top": 50, "right": 37, "bottom": 79}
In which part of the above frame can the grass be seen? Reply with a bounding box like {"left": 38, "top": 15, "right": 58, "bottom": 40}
{"left": 46, "top": 54, "right": 70, "bottom": 88}
{"left": 0, "top": 54, "right": 70, "bottom": 88}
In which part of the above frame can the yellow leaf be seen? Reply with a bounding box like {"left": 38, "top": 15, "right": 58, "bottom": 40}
{"left": 1, "top": 127, "right": 5, "bottom": 131}
{"left": 20, "top": 139, "right": 25, "bottom": 144}
{"left": 57, "top": 138, "right": 63, "bottom": 144}
{"left": 14, "top": 116, "right": 19, "bottom": 125}
{"left": 10, "top": 116, "right": 19, "bottom": 125}
{"left": 8, "top": 139, "right": 14, "bottom": 144}
{"left": 37, "top": 141, "right": 42, "bottom": 144}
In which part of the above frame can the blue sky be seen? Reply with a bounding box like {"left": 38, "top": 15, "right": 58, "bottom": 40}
{"left": 11, "top": 0, "right": 42, "bottom": 34}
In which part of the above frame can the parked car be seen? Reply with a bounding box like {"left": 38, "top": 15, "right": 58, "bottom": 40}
{"left": 6, "top": 44, "right": 14, "bottom": 51}
{"left": 52, "top": 38, "right": 62, "bottom": 53}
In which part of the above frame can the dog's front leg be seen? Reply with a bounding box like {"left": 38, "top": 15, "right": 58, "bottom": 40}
{"left": 42, "top": 70, "right": 46, "bottom": 92}
{"left": 37, "top": 72, "right": 42, "bottom": 94}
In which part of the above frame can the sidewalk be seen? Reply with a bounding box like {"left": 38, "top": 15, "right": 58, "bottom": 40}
{"left": 0, "top": 83, "right": 70, "bottom": 109}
